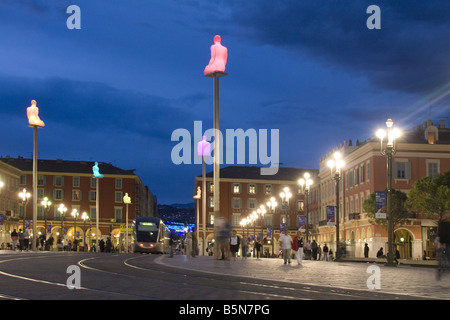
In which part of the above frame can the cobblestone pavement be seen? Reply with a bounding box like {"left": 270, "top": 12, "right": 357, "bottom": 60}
{"left": 156, "top": 255, "right": 450, "bottom": 300}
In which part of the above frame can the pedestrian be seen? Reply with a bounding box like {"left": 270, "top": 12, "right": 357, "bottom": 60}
{"left": 11, "top": 229, "right": 18, "bottom": 251}
{"left": 317, "top": 244, "right": 322, "bottom": 260}
{"left": 364, "top": 243, "right": 370, "bottom": 258}
{"left": 229, "top": 230, "right": 240, "bottom": 261}
{"left": 305, "top": 240, "right": 312, "bottom": 260}
{"left": 311, "top": 240, "right": 318, "bottom": 260}
{"left": 18, "top": 229, "right": 24, "bottom": 251}
{"left": 279, "top": 230, "right": 293, "bottom": 264}
{"left": 292, "top": 232, "right": 304, "bottom": 265}
{"left": 323, "top": 243, "right": 329, "bottom": 261}
{"left": 185, "top": 230, "right": 192, "bottom": 258}
{"left": 23, "top": 229, "right": 30, "bottom": 251}
{"left": 376, "top": 247, "right": 384, "bottom": 258}
{"left": 169, "top": 231, "right": 175, "bottom": 258}
{"left": 191, "top": 227, "right": 198, "bottom": 258}
{"left": 254, "top": 240, "right": 262, "bottom": 259}
{"left": 241, "top": 237, "right": 248, "bottom": 259}
{"left": 394, "top": 248, "right": 400, "bottom": 264}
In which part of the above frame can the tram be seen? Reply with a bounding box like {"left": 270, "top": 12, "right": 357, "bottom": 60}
{"left": 133, "top": 217, "right": 170, "bottom": 254}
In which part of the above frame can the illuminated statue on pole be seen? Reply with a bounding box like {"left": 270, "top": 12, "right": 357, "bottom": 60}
{"left": 92, "top": 162, "right": 104, "bottom": 178}
{"left": 204, "top": 35, "right": 228, "bottom": 75}
{"left": 27, "top": 100, "right": 45, "bottom": 128}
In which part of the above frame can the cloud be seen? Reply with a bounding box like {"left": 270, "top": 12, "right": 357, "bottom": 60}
{"left": 0, "top": 74, "right": 196, "bottom": 141}
{"left": 224, "top": 0, "right": 450, "bottom": 95}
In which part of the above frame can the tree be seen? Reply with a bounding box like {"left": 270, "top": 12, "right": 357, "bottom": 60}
{"left": 406, "top": 173, "right": 450, "bottom": 221}
{"left": 363, "top": 189, "right": 409, "bottom": 228}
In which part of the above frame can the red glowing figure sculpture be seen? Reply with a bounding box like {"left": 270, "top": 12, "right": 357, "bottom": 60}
{"left": 204, "top": 35, "right": 228, "bottom": 75}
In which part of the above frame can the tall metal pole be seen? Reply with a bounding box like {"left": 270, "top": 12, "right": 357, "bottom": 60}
{"left": 202, "top": 155, "right": 206, "bottom": 256}
{"left": 304, "top": 190, "right": 309, "bottom": 242}
{"left": 125, "top": 202, "right": 129, "bottom": 253}
{"left": 32, "top": 126, "right": 38, "bottom": 251}
{"left": 386, "top": 148, "right": 394, "bottom": 265}
{"left": 96, "top": 178, "right": 99, "bottom": 251}
{"left": 335, "top": 172, "right": 341, "bottom": 260}
{"left": 213, "top": 75, "right": 220, "bottom": 220}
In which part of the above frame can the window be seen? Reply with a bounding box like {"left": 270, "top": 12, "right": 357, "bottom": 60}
{"left": 38, "top": 175, "right": 46, "bottom": 186}
{"left": 91, "top": 178, "right": 97, "bottom": 188}
{"left": 208, "top": 182, "right": 214, "bottom": 193}
{"left": 427, "top": 161, "right": 439, "bottom": 178}
{"left": 53, "top": 189, "right": 64, "bottom": 200}
{"left": 208, "top": 196, "right": 214, "bottom": 208}
{"left": 231, "top": 198, "right": 242, "bottom": 209}
{"left": 89, "top": 191, "right": 96, "bottom": 201}
{"left": 90, "top": 207, "right": 96, "bottom": 219}
{"left": 394, "top": 161, "right": 411, "bottom": 179}
{"left": 248, "top": 184, "right": 257, "bottom": 195}
{"left": 264, "top": 184, "right": 273, "bottom": 195}
{"left": 231, "top": 214, "right": 241, "bottom": 226}
{"left": 247, "top": 198, "right": 258, "bottom": 209}
{"left": 115, "top": 191, "right": 123, "bottom": 203}
{"left": 20, "top": 175, "right": 26, "bottom": 185}
{"left": 366, "top": 162, "right": 370, "bottom": 181}
{"left": 54, "top": 176, "right": 64, "bottom": 187}
{"left": 72, "top": 190, "right": 82, "bottom": 201}
{"left": 296, "top": 200, "right": 304, "bottom": 211}
{"left": 232, "top": 183, "right": 241, "bottom": 194}
{"left": 115, "top": 207, "right": 122, "bottom": 222}
{"left": 37, "top": 189, "right": 44, "bottom": 200}
{"left": 115, "top": 178, "right": 122, "bottom": 189}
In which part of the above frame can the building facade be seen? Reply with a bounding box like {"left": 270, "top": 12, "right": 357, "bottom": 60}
{"left": 316, "top": 120, "right": 450, "bottom": 260}
{"left": 0, "top": 157, "right": 156, "bottom": 250}
{"left": 194, "top": 166, "right": 319, "bottom": 256}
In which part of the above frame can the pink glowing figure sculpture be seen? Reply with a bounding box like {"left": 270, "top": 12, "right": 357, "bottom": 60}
{"left": 197, "top": 136, "right": 211, "bottom": 157}
{"left": 204, "top": 35, "right": 228, "bottom": 75}
{"left": 26, "top": 100, "right": 45, "bottom": 127}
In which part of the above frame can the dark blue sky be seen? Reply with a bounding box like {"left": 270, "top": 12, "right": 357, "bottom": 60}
{"left": 1, "top": 1, "right": 449, "bottom": 204}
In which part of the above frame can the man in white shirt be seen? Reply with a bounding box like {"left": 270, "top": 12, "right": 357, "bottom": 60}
{"left": 279, "top": 230, "right": 293, "bottom": 264}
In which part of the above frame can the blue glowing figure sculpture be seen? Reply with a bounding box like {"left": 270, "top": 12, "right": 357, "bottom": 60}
{"left": 92, "top": 162, "right": 104, "bottom": 178}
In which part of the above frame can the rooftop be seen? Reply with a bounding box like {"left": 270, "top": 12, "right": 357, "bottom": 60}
{"left": 0, "top": 157, "right": 136, "bottom": 176}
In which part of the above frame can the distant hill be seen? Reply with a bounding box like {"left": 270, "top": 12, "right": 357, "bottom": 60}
{"left": 170, "top": 202, "right": 195, "bottom": 209}
{"left": 158, "top": 203, "right": 195, "bottom": 224}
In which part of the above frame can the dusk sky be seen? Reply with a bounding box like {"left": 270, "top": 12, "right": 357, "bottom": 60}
{"left": 1, "top": 1, "right": 449, "bottom": 205}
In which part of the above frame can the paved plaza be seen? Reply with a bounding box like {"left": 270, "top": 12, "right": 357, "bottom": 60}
{"left": 156, "top": 254, "right": 450, "bottom": 300}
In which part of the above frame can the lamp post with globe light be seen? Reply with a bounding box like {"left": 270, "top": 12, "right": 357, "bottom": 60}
{"left": 328, "top": 152, "right": 344, "bottom": 260}
{"left": 376, "top": 118, "right": 401, "bottom": 266}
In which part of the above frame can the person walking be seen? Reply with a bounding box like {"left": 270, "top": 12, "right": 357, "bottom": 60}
{"left": 293, "top": 232, "right": 304, "bottom": 265}
{"left": 18, "top": 229, "right": 24, "bottom": 251}
{"left": 323, "top": 243, "right": 329, "bottom": 261}
{"left": 305, "top": 240, "right": 311, "bottom": 260}
{"left": 254, "top": 240, "right": 262, "bottom": 259}
{"left": 241, "top": 236, "right": 248, "bottom": 259}
{"left": 311, "top": 240, "right": 318, "bottom": 260}
{"left": 23, "top": 229, "right": 30, "bottom": 251}
{"left": 279, "top": 230, "right": 293, "bottom": 264}
{"left": 11, "top": 229, "right": 18, "bottom": 251}
{"left": 229, "top": 230, "right": 240, "bottom": 261}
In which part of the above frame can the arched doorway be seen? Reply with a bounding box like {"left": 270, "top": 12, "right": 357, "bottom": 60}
{"left": 394, "top": 228, "right": 413, "bottom": 259}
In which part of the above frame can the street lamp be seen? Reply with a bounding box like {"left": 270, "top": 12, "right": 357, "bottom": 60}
{"left": 279, "top": 187, "right": 292, "bottom": 230}
{"left": 58, "top": 204, "right": 67, "bottom": 246}
{"left": 328, "top": 151, "right": 344, "bottom": 260}
{"left": 298, "top": 172, "right": 313, "bottom": 241}
{"left": 81, "top": 211, "right": 90, "bottom": 251}
{"left": 71, "top": 208, "right": 79, "bottom": 248}
{"left": 41, "top": 197, "right": 52, "bottom": 247}
{"left": 123, "top": 193, "right": 132, "bottom": 253}
{"left": 19, "top": 188, "right": 31, "bottom": 232}
{"left": 266, "top": 197, "right": 277, "bottom": 256}
{"left": 376, "top": 118, "right": 401, "bottom": 266}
